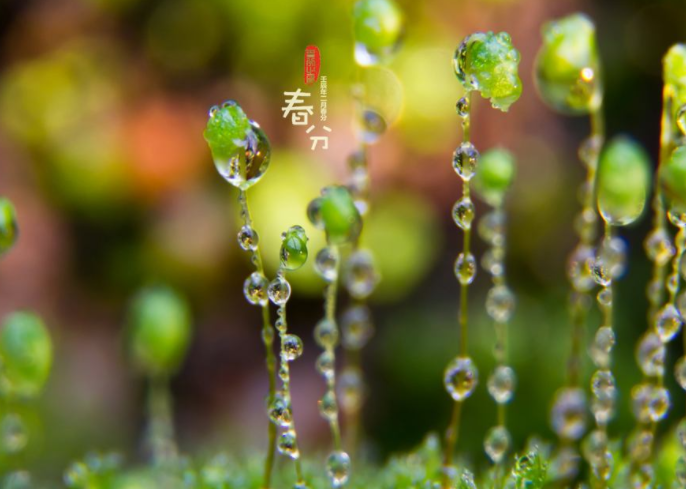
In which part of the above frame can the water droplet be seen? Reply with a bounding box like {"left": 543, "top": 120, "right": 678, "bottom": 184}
{"left": 631, "top": 384, "right": 653, "bottom": 424}
{"left": 487, "top": 365, "right": 516, "bottom": 404}
{"left": 278, "top": 429, "right": 300, "bottom": 459}
{"left": 591, "top": 396, "right": 615, "bottom": 425}
{"left": 597, "top": 288, "right": 612, "bottom": 307}
{"left": 452, "top": 142, "right": 479, "bottom": 181}
{"left": 551, "top": 388, "right": 587, "bottom": 441}
{"left": 316, "top": 351, "right": 335, "bottom": 379}
{"left": 326, "top": 451, "right": 351, "bottom": 487}
{"left": 454, "top": 252, "right": 477, "bottom": 285}
{"left": 315, "top": 247, "right": 339, "bottom": 282}
{"left": 582, "top": 429, "right": 608, "bottom": 467}
{"left": 677, "top": 457, "right": 686, "bottom": 486}
{"left": 213, "top": 122, "right": 271, "bottom": 190}
{"left": 486, "top": 285, "right": 516, "bottom": 322}
{"left": 654, "top": 303, "right": 682, "bottom": 342}
{"left": 280, "top": 225, "right": 309, "bottom": 271}
{"left": 628, "top": 430, "right": 654, "bottom": 465}
{"left": 318, "top": 391, "right": 338, "bottom": 421}
{"left": 677, "top": 418, "right": 686, "bottom": 449}
{"left": 484, "top": 425, "right": 511, "bottom": 463}
{"left": 636, "top": 332, "right": 665, "bottom": 377}
{"left": 268, "top": 277, "right": 292, "bottom": 305}
{"left": 268, "top": 393, "right": 293, "bottom": 428}
{"left": 455, "top": 96, "right": 470, "bottom": 118}
{"left": 0, "top": 414, "right": 27, "bottom": 454}
{"left": 307, "top": 198, "right": 324, "bottom": 229}
{"left": 550, "top": 447, "right": 580, "bottom": 480}
{"left": 648, "top": 386, "right": 670, "bottom": 421}
{"left": 341, "top": 305, "right": 373, "bottom": 350}
{"left": 283, "top": 334, "right": 303, "bottom": 361}
{"left": 568, "top": 244, "right": 596, "bottom": 292}
{"left": 578, "top": 135, "right": 602, "bottom": 169}
{"left": 360, "top": 109, "right": 387, "bottom": 144}
{"left": 444, "top": 356, "right": 478, "bottom": 401}
{"left": 314, "top": 319, "right": 339, "bottom": 349}
{"left": 590, "top": 326, "right": 615, "bottom": 368}
{"left": 645, "top": 228, "right": 675, "bottom": 266}
{"left": 478, "top": 210, "right": 505, "bottom": 245}
{"left": 352, "top": 0, "right": 404, "bottom": 66}
{"left": 339, "top": 367, "right": 365, "bottom": 413}
{"left": 343, "top": 250, "right": 380, "bottom": 299}
{"left": 481, "top": 249, "right": 504, "bottom": 277}
{"left": 243, "top": 272, "right": 268, "bottom": 306}
{"left": 591, "top": 256, "right": 611, "bottom": 287}
{"left": 452, "top": 197, "right": 475, "bottom": 230}
{"left": 64, "top": 462, "right": 90, "bottom": 487}
{"left": 237, "top": 225, "right": 259, "bottom": 251}
{"left": 669, "top": 208, "right": 686, "bottom": 228}
{"left": 591, "top": 369, "right": 616, "bottom": 401}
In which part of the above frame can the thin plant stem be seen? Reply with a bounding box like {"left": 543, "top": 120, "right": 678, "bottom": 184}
{"left": 147, "top": 375, "right": 177, "bottom": 467}
{"left": 274, "top": 267, "right": 306, "bottom": 484}
{"left": 442, "top": 90, "right": 473, "bottom": 488}
{"left": 566, "top": 105, "right": 604, "bottom": 389}
{"left": 237, "top": 190, "right": 278, "bottom": 489}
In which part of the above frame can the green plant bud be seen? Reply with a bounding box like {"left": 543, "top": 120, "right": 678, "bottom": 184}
{"left": 597, "top": 136, "right": 650, "bottom": 226}
{"left": 309, "top": 186, "right": 362, "bottom": 245}
{"left": 453, "top": 31, "right": 522, "bottom": 112}
{"left": 473, "top": 148, "right": 516, "bottom": 206}
{"left": 280, "top": 225, "right": 309, "bottom": 271}
{"left": 0, "top": 312, "right": 53, "bottom": 399}
{"left": 128, "top": 286, "right": 192, "bottom": 377}
{"left": 664, "top": 44, "right": 686, "bottom": 128}
{"left": 0, "top": 198, "right": 18, "bottom": 256}
{"left": 353, "top": 0, "right": 404, "bottom": 67}
{"left": 534, "top": 13, "right": 602, "bottom": 115}
{"left": 661, "top": 146, "right": 686, "bottom": 212}
{"left": 203, "top": 100, "right": 271, "bottom": 189}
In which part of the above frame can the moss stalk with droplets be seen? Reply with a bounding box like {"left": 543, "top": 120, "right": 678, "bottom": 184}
{"left": 473, "top": 148, "right": 517, "bottom": 488}
{"left": 442, "top": 31, "right": 522, "bottom": 486}
{"left": 341, "top": 0, "right": 404, "bottom": 456}
{"left": 203, "top": 101, "right": 278, "bottom": 489}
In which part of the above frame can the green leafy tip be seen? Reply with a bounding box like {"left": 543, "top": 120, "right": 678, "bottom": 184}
{"left": 127, "top": 286, "right": 192, "bottom": 377}
{"left": 0, "top": 311, "right": 53, "bottom": 399}
{"left": 353, "top": 0, "right": 404, "bottom": 66}
{"left": 308, "top": 186, "right": 362, "bottom": 245}
{"left": 203, "top": 100, "right": 271, "bottom": 190}
{"left": 280, "top": 225, "right": 309, "bottom": 271}
{"left": 454, "top": 31, "right": 523, "bottom": 112}
{"left": 597, "top": 136, "right": 650, "bottom": 226}
{"left": 473, "top": 148, "right": 516, "bottom": 206}
{"left": 0, "top": 197, "right": 18, "bottom": 256}
{"left": 534, "top": 13, "right": 602, "bottom": 115}
{"left": 513, "top": 450, "right": 548, "bottom": 489}
{"left": 664, "top": 44, "right": 686, "bottom": 132}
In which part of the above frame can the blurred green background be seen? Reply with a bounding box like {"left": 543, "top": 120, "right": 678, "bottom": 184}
{"left": 0, "top": 0, "right": 685, "bottom": 480}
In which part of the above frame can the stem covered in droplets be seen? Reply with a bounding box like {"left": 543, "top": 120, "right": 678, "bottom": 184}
{"left": 442, "top": 90, "right": 474, "bottom": 487}
{"left": 237, "top": 190, "right": 278, "bottom": 489}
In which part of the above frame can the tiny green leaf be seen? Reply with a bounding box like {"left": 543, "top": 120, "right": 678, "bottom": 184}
{"left": 353, "top": 0, "right": 404, "bottom": 66}
{"left": 454, "top": 31, "right": 523, "bottom": 112}
{"left": 473, "top": 148, "right": 516, "bottom": 206}
{"left": 309, "top": 186, "right": 362, "bottom": 245}
{"left": 0, "top": 312, "right": 53, "bottom": 400}
{"left": 280, "top": 225, "right": 309, "bottom": 271}
{"left": 597, "top": 136, "right": 650, "bottom": 226}
{"left": 534, "top": 13, "right": 602, "bottom": 115}
{"left": 128, "top": 286, "right": 192, "bottom": 377}
{"left": 204, "top": 101, "right": 271, "bottom": 189}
